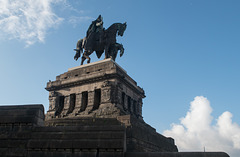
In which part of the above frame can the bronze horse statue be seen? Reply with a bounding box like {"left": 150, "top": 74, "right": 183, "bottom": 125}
{"left": 74, "top": 22, "right": 127, "bottom": 65}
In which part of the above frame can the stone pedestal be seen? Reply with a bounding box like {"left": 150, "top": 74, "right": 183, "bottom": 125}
{"left": 44, "top": 59, "right": 178, "bottom": 152}
{"left": 45, "top": 58, "right": 145, "bottom": 120}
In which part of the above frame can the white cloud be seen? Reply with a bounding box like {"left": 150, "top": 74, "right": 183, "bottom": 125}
{"left": 0, "top": 0, "right": 63, "bottom": 46}
{"left": 163, "top": 96, "right": 240, "bottom": 157}
{"left": 68, "top": 16, "right": 94, "bottom": 28}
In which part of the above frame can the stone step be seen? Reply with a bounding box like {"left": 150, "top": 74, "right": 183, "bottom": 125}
{"left": 33, "top": 125, "right": 125, "bottom": 132}
{"left": 30, "top": 131, "right": 125, "bottom": 139}
{"left": 28, "top": 139, "right": 124, "bottom": 149}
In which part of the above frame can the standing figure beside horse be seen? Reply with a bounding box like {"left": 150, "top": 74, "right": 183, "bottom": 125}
{"left": 74, "top": 15, "right": 127, "bottom": 65}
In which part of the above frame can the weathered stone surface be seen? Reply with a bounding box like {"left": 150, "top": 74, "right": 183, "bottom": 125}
{"left": 45, "top": 59, "right": 145, "bottom": 120}
{"left": 0, "top": 105, "right": 126, "bottom": 156}
{"left": 0, "top": 105, "right": 44, "bottom": 126}
{"left": 125, "top": 152, "right": 230, "bottom": 157}
{"left": 117, "top": 115, "right": 178, "bottom": 152}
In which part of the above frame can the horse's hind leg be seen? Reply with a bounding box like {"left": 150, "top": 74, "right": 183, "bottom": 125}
{"left": 86, "top": 50, "right": 92, "bottom": 63}
{"left": 81, "top": 51, "right": 89, "bottom": 65}
{"left": 81, "top": 50, "right": 92, "bottom": 64}
{"left": 86, "top": 55, "right": 91, "bottom": 63}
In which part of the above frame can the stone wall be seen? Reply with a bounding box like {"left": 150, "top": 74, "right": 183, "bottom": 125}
{"left": 125, "top": 152, "right": 230, "bottom": 157}
{"left": 0, "top": 105, "right": 126, "bottom": 157}
{"left": 0, "top": 104, "right": 229, "bottom": 157}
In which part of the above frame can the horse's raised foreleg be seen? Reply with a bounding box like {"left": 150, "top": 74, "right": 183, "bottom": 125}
{"left": 104, "top": 46, "right": 109, "bottom": 59}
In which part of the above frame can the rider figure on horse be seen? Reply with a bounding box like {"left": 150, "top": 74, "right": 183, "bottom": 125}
{"left": 86, "top": 15, "right": 104, "bottom": 45}
{"left": 87, "top": 15, "right": 104, "bottom": 37}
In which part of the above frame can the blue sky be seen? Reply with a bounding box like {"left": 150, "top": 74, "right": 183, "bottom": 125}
{"left": 0, "top": 0, "right": 240, "bottom": 156}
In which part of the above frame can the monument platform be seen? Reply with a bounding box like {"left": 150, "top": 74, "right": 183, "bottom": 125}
{"left": 45, "top": 58, "right": 177, "bottom": 152}
{"left": 0, "top": 105, "right": 229, "bottom": 157}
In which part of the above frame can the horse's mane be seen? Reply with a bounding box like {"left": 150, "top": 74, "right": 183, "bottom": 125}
{"left": 106, "top": 23, "right": 122, "bottom": 32}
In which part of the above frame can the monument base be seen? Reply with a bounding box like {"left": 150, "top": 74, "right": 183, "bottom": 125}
{"left": 44, "top": 59, "right": 178, "bottom": 152}
{"left": 0, "top": 105, "right": 229, "bottom": 157}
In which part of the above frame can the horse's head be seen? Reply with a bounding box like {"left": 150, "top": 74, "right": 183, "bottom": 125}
{"left": 74, "top": 49, "right": 81, "bottom": 61}
{"left": 118, "top": 22, "right": 127, "bottom": 36}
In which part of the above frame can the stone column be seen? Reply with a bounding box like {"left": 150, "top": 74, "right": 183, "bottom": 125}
{"left": 101, "top": 87, "right": 111, "bottom": 104}
{"left": 130, "top": 98, "right": 134, "bottom": 114}
{"left": 66, "top": 94, "right": 76, "bottom": 114}
{"left": 46, "top": 91, "right": 58, "bottom": 114}
{"left": 138, "top": 99, "right": 143, "bottom": 120}
{"left": 72, "top": 93, "right": 82, "bottom": 115}
{"left": 46, "top": 96, "right": 57, "bottom": 120}
{"left": 61, "top": 95, "right": 70, "bottom": 116}
{"left": 86, "top": 91, "right": 94, "bottom": 112}
{"left": 133, "top": 100, "right": 137, "bottom": 116}
{"left": 48, "top": 96, "right": 56, "bottom": 111}
{"left": 112, "top": 86, "right": 119, "bottom": 104}
{"left": 115, "top": 87, "right": 123, "bottom": 110}
{"left": 117, "top": 83, "right": 123, "bottom": 105}
{"left": 124, "top": 94, "right": 128, "bottom": 111}
{"left": 127, "top": 96, "right": 133, "bottom": 114}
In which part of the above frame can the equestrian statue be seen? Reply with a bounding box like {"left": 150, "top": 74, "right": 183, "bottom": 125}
{"left": 74, "top": 15, "right": 127, "bottom": 65}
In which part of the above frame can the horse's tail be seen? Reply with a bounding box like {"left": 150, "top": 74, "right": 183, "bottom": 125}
{"left": 74, "top": 39, "right": 84, "bottom": 61}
